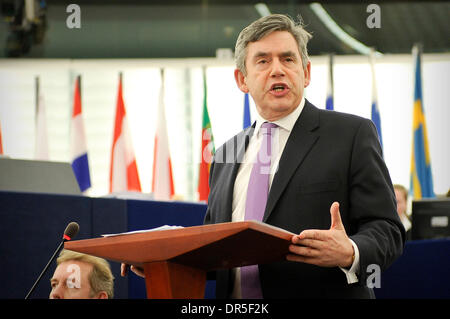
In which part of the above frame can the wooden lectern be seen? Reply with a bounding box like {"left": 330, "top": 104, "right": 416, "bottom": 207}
{"left": 65, "top": 221, "right": 294, "bottom": 299}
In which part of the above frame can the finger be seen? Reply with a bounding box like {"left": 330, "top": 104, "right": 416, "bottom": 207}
{"left": 329, "top": 201, "right": 344, "bottom": 230}
{"left": 130, "top": 265, "right": 146, "bottom": 278}
{"left": 288, "top": 244, "right": 320, "bottom": 258}
{"left": 120, "top": 263, "right": 129, "bottom": 277}
{"left": 294, "top": 238, "right": 325, "bottom": 250}
{"left": 298, "top": 229, "right": 327, "bottom": 241}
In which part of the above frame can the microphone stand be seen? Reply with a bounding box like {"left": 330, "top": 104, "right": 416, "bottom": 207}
{"left": 25, "top": 239, "right": 66, "bottom": 299}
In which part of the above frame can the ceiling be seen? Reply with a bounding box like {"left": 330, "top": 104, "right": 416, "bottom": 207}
{"left": 0, "top": 0, "right": 449, "bottom": 58}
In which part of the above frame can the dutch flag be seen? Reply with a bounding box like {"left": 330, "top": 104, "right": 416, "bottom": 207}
{"left": 70, "top": 76, "right": 91, "bottom": 193}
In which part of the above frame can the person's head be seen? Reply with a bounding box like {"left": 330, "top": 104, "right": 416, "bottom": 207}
{"left": 50, "top": 249, "right": 114, "bottom": 299}
{"left": 394, "top": 184, "right": 408, "bottom": 217}
{"left": 234, "top": 14, "right": 312, "bottom": 121}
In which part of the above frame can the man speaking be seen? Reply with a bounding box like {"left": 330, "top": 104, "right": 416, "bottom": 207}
{"left": 204, "top": 13, "right": 405, "bottom": 299}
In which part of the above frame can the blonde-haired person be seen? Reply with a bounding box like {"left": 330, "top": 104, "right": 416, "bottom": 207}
{"left": 394, "top": 184, "right": 412, "bottom": 240}
{"left": 50, "top": 249, "right": 114, "bottom": 299}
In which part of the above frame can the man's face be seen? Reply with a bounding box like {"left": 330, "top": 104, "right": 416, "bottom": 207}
{"left": 235, "top": 31, "right": 311, "bottom": 121}
{"left": 50, "top": 260, "right": 105, "bottom": 299}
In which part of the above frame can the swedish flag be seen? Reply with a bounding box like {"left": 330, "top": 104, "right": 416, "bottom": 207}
{"left": 410, "top": 44, "right": 435, "bottom": 199}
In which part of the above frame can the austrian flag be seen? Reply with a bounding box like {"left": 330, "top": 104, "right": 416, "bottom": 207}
{"left": 109, "top": 73, "right": 142, "bottom": 193}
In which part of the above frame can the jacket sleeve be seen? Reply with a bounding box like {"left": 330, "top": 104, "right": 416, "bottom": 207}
{"left": 347, "top": 118, "right": 406, "bottom": 285}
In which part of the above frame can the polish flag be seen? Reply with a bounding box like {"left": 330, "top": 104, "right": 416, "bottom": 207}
{"left": 152, "top": 69, "right": 174, "bottom": 200}
{"left": 109, "top": 73, "right": 141, "bottom": 193}
{"left": 70, "top": 76, "right": 91, "bottom": 192}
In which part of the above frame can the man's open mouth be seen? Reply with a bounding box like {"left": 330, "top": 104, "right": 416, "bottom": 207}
{"left": 270, "top": 83, "right": 289, "bottom": 95}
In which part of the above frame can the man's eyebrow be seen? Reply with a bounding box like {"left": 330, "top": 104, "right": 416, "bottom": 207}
{"left": 280, "top": 51, "right": 297, "bottom": 57}
{"left": 252, "top": 51, "right": 298, "bottom": 59}
{"left": 252, "top": 51, "right": 269, "bottom": 59}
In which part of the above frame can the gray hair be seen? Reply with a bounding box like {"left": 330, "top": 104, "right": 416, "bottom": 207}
{"left": 234, "top": 14, "right": 312, "bottom": 75}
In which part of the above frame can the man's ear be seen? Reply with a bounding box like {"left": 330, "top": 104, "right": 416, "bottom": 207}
{"left": 234, "top": 69, "right": 249, "bottom": 93}
{"left": 96, "top": 291, "right": 109, "bottom": 299}
{"left": 304, "top": 61, "right": 311, "bottom": 88}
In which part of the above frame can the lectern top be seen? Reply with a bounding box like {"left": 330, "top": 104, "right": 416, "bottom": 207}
{"left": 65, "top": 220, "right": 294, "bottom": 271}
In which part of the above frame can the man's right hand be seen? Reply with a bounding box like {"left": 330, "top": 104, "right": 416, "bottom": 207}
{"left": 120, "top": 263, "right": 145, "bottom": 278}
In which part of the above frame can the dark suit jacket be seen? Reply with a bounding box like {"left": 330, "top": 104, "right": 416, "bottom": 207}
{"left": 204, "top": 100, "right": 405, "bottom": 299}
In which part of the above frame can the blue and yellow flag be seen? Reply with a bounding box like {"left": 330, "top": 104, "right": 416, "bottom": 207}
{"left": 410, "top": 44, "right": 434, "bottom": 199}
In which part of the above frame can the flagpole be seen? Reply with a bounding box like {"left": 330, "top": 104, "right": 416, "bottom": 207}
{"left": 35, "top": 76, "right": 39, "bottom": 124}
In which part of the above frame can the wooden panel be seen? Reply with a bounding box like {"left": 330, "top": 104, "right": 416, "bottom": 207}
{"left": 144, "top": 261, "right": 206, "bottom": 299}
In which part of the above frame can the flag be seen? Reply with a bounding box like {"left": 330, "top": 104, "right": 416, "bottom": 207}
{"left": 243, "top": 93, "right": 251, "bottom": 129}
{"left": 35, "top": 77, "right": 49, "bottom": 160}
{"left": 326, "top": 54, "right": 334, "bottom": 110}
{"left": 0, "top": 121, "right": 4, "bottom": 155}
{"left": 410, "top": 44, "right": 434, "bottom": 199}
{"left": 198, "top": 67, "right": 215, "bottom": 202}
{"left": 70, "top": 76, "right": 91, "bottom": 192}
{"left": 370, "top": 49, "right": 383, "bottom": 150}
{"left": 109, "top": 73, "right": 141, "bottom": 193}
{"left": 152, "top": 69, "right": 175, "bottom": 200}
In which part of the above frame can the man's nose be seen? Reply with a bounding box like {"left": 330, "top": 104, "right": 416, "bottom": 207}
{"left": 269, "top": 58, "right": 285, "bottom": 77}
{"left": 50, "top": 285, "right": 63, "bottom": 299}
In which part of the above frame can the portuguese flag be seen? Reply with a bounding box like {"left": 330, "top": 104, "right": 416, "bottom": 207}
{"left": 198, "top": 68, "right": 215, "bottom": 202}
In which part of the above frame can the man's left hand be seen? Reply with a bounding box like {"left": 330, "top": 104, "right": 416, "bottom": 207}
{"left": 286, "top": 202, "right": 354, "bottom": 268}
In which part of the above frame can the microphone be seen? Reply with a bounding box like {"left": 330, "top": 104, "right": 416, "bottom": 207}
{"left": 25, "top": 222, "right": 79, "bottom": 299}
{"left": 63, "top": 222, "right": 80, "bottom": 241}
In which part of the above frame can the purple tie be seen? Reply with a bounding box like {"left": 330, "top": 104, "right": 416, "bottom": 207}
{"left": 241, "top": 122, "right": 277, "bottom": 299}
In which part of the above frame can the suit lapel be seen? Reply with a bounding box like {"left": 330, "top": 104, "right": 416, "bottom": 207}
{"left": 263, "top": 101, "right": 320, "bottom": 222}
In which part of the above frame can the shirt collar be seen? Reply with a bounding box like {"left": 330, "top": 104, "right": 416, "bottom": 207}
{"left": 254, "top": 96, "right": 305, "bottom": 135}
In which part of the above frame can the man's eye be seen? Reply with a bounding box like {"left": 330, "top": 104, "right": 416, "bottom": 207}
{"left": 257, "top": 60, "right": 267, "bottom": 64}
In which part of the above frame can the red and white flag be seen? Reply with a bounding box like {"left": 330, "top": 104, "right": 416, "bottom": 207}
{"left": 109, "top": 73, "right": 141, "bottom": 193}
{"left": 35, "top": 77, "right": 49, "bottom": 160}
{"left": 0, "top": 121, "right": 4, "bottom": 155}
{"left": 152, "top": 69, "right": 174, "bottom": 200}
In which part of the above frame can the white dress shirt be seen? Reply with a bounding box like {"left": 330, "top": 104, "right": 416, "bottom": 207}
{"left": 230, "top": 97, "right": 360, "bottom": 298}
